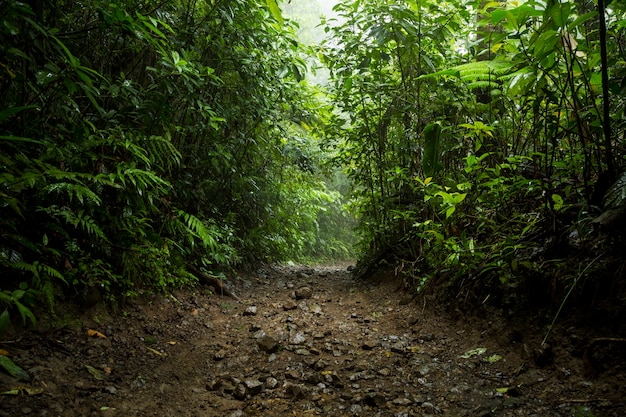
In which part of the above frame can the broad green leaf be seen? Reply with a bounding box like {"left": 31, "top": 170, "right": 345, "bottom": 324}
{"left": 266, "top": 0, "right": 284, "bottom": 25}
{"left": 0, "top": 310, "right": 9, "bottom": 336}
{"left": 0, "top": 356, "right": 30, "bottom": 381}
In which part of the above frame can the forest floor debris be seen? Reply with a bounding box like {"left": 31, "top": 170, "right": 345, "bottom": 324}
{"left": 0, "top": 263, "right": 624, "bottom": 417}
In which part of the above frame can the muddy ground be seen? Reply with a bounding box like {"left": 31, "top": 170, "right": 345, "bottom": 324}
{"left": 1, "top": 263, "right": 625, "bottom": 416}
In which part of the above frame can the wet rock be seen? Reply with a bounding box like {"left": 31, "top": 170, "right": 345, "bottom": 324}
{"left": 361, "top": 340, "right": 379, "bottom": 350}
{"left": 295, "top": 287, "right": 313, "bottom": 300}
{"left": 420, "top": 333, "right": 435, "bottom": 342}
{"left": 258, "top": 335, "right": 279, "bottom": 353}
{"left": 392, "top": 397, "right": 412, "bottom": 406}
{"left": 214, "top": 350, "right": 227, "bottom": 361}
{"left": 390, "top": 342, "right": 405, "bottom": 353}
{"left": 233, "top": 379, "right": 263, "bottom": 400}
{"left": 291, "top": 332, "right": 306, "bottom": 344}
{"left": 307, "top": 372, "right": 323, "bottom": 385}
{"left": 243, "top": 306, "right": 257, "bottom": 316}
{"left": 313, "top": 359, "right": 329, "bottom": 371}
{"left": 233, "top": 383, "right": 246, "bottom": 400}
{"left": 206, "top": 379, "right": 221, "bottom": 391}
{"left": 364, "top": 392, "right": 387, "bottom": 408}
{"left": 283, "top": 300, "right": 298, "bottom": 310}
{"left": 285, "top": 369, "right": 302, "bottom": 380}
{"left": 243, "top": 379, "right": 264, "bottom": 395}
{"left": 251, "top": 329, "right": 266, "bottom": 339}
{"left": 350, "top": 404, "right": 363, "bottom": 414}
{"left": 310, "top": 304, "right": 322, "bottom": 314}
{"left": 285, "top": 383, "right": 307, "bottom": 400}
{"left": 265, "top": 376, "right": 278, "bottom": 389}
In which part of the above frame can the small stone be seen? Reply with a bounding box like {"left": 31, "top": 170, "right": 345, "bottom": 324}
{"left": 422, "top": 402, "right": 436, "bottom": 412}
{"left": 206, "top": 379, "right": 221, "bottom": 391}
{"left": 285, "top": 383, "right": 307, "bottom": 400}
{"left": 104, "top": 386, "right": 117, "bottom": 394}
{"left": 364, "top": 392, "right": 387, "bottom": 408}
{"left": 390, "top": 342, "right": 405, "bottom": 353}
{"left": 295, "top": 287, "right": 313, "bottom": 300}
{"left": 291, "top": 332, "right": 306, "bottom": 344}
{"left": 214, "top": 350, "right": 227, "bottom": 361}
{"left": 420, "top": 333, "right": 435, "bottom": 342}
{"left": 295, "top": 349, "right": 312, "bottom": 356}
{"left": 378, "top": 368, "right": 391, "bottom": 376}
{"left": 233, "top": 383, "right": 247, "bottom": 400}
{"left": 243, "top": 306, "right": 257, "bottom": 316}
{"left": 243, "top": 379, "right": 263, "bottom": 395}
{"left": 392, "top": 397, "right": 412, "bottom": 405}
{"left": 285, "top": 369, "right": 302, "bottom": 380}
{"left": 307, "top": 373, "right": 323, "bottom": 385}
{"left": 258, "top": 335, "right": 279, "bottom": 353}
{"left": 252, "top": 329, "right": 266, "bottom": 339}
{"left": 407, "top": 315, "right": 419, "bottom": 326}
{"left": 313, "top": 359, "right": 329, "bottom": 371}
{"left": 283, "top": 300, "right": 298, "bottom": 310}
{"left": 361, "top": 340, "right": 379, "bottom": 350}
{"left": 265, "top": 377, "right": 279, "bottom": 389}
{"left": 350, "top": 404, "right": 362, "bottom": 414}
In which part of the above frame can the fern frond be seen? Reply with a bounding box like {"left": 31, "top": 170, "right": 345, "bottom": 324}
{"left": 176, "top": 210, "right": 218, "bottom": 250}
{"left": 42, "top": 182, "right": 102, "bottom": 205}
{"left": 39, "top": 205, "right": 110, "bottom": 243}
{"left": 139, "top": 134, "right": 182, "bottom": 170}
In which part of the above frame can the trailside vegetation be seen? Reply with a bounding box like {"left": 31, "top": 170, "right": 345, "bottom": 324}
{"left": 321, "top": 0, "right": 626, "bottom": 315}
{"left": 0, "top": 0, "right": 354, "bottom": 331}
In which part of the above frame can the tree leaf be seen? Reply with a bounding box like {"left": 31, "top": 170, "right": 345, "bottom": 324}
{"left": 0, "top": 356, "right": 30, "bottom": 381}
{"left": 266, "top": 0, "right": 284, "bottom": 25}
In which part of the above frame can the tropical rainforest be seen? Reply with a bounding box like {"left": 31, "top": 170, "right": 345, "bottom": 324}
{"left": 1, "top": 0, "right": 626, "bottom": 333}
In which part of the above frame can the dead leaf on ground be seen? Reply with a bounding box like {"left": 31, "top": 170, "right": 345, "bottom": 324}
{"left": 0, "top": 349, "right": 8, "bottom": 356}
{"left": 146, "top": 347, "right": 167, "bottom": 356}
{"left": 1, "top": 386, "right": 44, "bottom": 395}
{"left": 87, "top": 329, "right": 107, "bottom": 339}
{"left": 86, "top": 365, "right": 103, "bottom": 380}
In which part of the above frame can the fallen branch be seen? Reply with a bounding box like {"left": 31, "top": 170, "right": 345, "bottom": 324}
{"left": 187, "top": 265, "right": 240, "bottom": 301}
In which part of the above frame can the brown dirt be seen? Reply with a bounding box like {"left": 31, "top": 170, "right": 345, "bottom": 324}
{"left": 1, "top": 263, "right": 625, "bottom": 417}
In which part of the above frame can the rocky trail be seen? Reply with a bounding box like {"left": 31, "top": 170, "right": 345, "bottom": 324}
{"left": 1, "top": 263, "right": 625, "bottom": 417}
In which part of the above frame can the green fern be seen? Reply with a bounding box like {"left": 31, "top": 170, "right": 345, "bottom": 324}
{"left": 39, "top": 205, "right": 109, "bottom": 243}
{"left": 42, "top": 182, "right": 102, "bottom": 206}
{"left": 420, "top": 59, "right": 514, "bottom": 93}
{"left": 176, "top": 210, "right": 218, "bottom": 251}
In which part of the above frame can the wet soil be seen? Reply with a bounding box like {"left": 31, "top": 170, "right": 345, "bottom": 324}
{"left": 1, "top": 263, "right": 625, "bottom": 416}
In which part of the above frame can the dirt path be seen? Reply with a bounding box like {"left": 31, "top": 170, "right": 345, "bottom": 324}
{"left": 1, "top": 264, "right": 624, "bottom": 416}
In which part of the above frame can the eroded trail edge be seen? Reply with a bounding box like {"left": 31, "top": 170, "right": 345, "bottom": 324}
{"left": 1, "top": 264, "right": 624, "bottom": 417}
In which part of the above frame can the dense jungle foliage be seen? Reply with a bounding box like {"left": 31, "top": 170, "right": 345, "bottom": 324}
{"left": 2, "top": 0, "right": 626, "bottom": 331}
{"left": 0, "top": 0, "right": 354, "bottom": 330}
{"left": 322, "top": 0, "right": 626, "bottom": 317}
